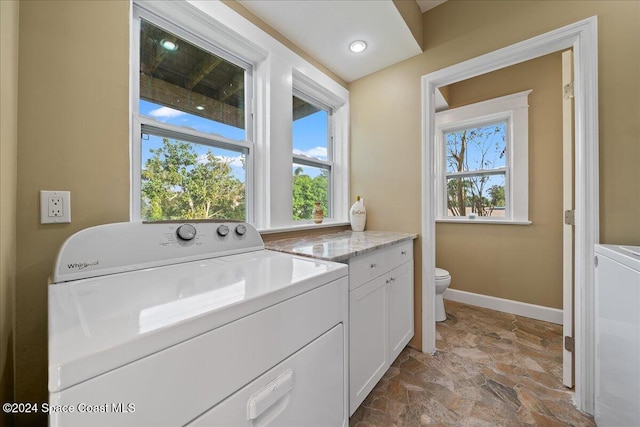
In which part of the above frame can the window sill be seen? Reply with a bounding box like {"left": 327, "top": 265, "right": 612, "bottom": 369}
{"left": 436, "top": 218, "right": 532, "bottom": 225}
{"left": 259, "top": 220, "right": 351, "bottom": 235}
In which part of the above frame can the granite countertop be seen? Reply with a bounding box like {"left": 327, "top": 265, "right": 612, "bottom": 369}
{"left": 264, "top": 230, "right": 418, "bottom": 262}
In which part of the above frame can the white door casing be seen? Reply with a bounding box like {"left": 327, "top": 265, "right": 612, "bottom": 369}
{"left": 421, "top": 17, "right": 598, "bottom": 414}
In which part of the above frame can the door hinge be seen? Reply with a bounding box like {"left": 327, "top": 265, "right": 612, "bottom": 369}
{"left": 564, "top": 210, "right": 575, "bottom": 226}
{"left": 564, "top": 336, "right": 574, "bottom": 352}
{"left": 564, "top": 82, "right": 575, "bottom": 99}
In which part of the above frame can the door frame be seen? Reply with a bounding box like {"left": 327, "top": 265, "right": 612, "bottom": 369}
{"left": 420, "top": 17, "right": 599, "bottom": 414}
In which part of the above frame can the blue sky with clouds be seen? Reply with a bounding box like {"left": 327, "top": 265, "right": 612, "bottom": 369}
{"left": 140, "top": 100, "right": 246, "bottom": 180}
{"left": 140, "top": 100, "right": 328, "bottom": 179}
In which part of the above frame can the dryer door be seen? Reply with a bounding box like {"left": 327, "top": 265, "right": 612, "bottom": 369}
{"left": 188, "top": 324, "right": 345, "bottom": 426}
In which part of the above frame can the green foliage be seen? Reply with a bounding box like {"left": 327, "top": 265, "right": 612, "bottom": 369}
{"left": 446, "top": 125, "right": 506, "bottom": 217}
{"left": 141, "top": 138, "right": 245, "bottom": 221}
{"left": 488, "top": 185, "right": 505, "bottom": 207}
{"left": 293, "top": 167, "right": 328, "bottom": 220}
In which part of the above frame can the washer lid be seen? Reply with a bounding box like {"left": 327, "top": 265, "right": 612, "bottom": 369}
{"left": 48, "top": 250, "right": 347, "bottom": 393}
{"left": 435, "top": 268, "right": 450, "bottom": 278}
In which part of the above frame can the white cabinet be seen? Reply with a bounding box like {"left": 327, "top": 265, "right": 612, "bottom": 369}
{"left": 349, "top": 274, "right": 388, "bottom": 413}
{"left": 347, "top": 241, "right": 414, "bottom": 415}
{"left": 388, "top": 261, "right": 414, "bottom": 362}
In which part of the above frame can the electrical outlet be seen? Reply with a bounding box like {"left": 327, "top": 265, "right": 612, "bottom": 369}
{"left": 49, "top": 197, "right": 63, "bottom": 217}
{"left": 40, "top": 191, "right": 71, "bottom": 224}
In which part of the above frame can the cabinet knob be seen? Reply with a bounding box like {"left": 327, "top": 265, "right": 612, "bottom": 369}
{"left": 401, "top": 251, "right": 407, "bottom": 255}
{"left": 370, "top": 263, "right": 377, "bottom": 268}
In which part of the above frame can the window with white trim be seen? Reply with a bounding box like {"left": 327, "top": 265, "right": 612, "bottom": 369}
{"left": 435, "top": 90, "right": 531, "bottom": 224}
{"left": 131, "top": 1, "right": 350, "bottom": 229}
{"left": 292, "top": 92, "right": 333, "bottom": 221}
{"left": 133, "top": 16, "right": 253, "bottom": 222}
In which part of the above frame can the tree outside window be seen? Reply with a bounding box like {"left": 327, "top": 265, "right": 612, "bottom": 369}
{"left": 292, "top": 94, "right": 332, "bottom": 221}
{"left": 141, "top": 137, "right": 246, "bottom": 221}
{"left": 445, "top": 122, "right": 507, "bottom": 217}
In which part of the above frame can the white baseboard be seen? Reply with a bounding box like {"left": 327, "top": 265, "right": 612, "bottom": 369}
{"left": 443, "top": 289, "right": 563, "bottom": 325}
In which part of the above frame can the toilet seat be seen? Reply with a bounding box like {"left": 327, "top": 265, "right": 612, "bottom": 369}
{"left": 435, "top": 268, "right": 450, "bottom": 279}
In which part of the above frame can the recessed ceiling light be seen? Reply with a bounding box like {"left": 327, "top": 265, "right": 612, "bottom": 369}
{"left": 160, "top": 39, "right": 178, "bottom": 51}
{"left": 349, "top": 40, "right": 367, "bottom": 53}
{"left": 195, "top": 105, "right": 205, "bottom": 111}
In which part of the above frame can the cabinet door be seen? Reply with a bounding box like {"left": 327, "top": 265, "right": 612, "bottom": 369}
{"left": 388, "top": 261, "right": 414, "bottom": 363}
{"left": 349, "top": 274, "right": 388, "bottom": 415}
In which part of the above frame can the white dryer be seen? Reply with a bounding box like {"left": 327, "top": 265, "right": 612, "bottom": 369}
{"left": 48, "top": 222, "right": 348, "bottom": 426}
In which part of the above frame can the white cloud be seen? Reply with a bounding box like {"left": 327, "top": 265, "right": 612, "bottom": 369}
{"left": 197, "top": 154, "right": 244, "bottom": 168}
{"left": 148, "top": 106, "right": 186, "bottom": 119}
{"left": 293, "top": 146, "right": 327, "bottom": 161}
{"left": 217, "top": 155, "right": 244, "bottom": 168}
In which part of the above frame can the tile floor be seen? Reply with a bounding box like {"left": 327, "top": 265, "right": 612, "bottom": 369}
{"left": 350, "top": 300, "right": 596, "bottom": 426}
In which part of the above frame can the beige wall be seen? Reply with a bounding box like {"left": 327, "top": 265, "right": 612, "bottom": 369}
{"left": 15, "top": 1, "right": 130, "bottom": 423}
{"left": 8, "top": 0, "right": 640, "bottom": 412}
{"left": 1, "top": 1, "right": 19, "bottom": 425}
{"left": 437, "top": 52, "right": 564, "bottom": 308}
{"left": 10, "top": 1, "right": 343, "bottom": 417}
{"left": 393, "top": 0, "right": 424, "bottom": 51}
{"left": 350, "top": 0, "right": 640, "bottom": 349}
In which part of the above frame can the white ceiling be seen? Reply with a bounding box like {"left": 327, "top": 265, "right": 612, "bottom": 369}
{"left": 238, "top": 0, "right": 431, "bottom": 82}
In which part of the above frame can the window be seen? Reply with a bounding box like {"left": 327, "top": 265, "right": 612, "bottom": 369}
{"left": 132, "top": 1, "right": 350, "bottom": 229}
{"left": 292, "top": 93, "right": 332, "bottom": 221}
{"left": 435, "top": 90, "right": 531, "bottom": 224}
{"left": 133, "top": 17, "right": 253, "bottom": 222}
{"left": 140, "top": 127, "right": 248, "bottom": 221}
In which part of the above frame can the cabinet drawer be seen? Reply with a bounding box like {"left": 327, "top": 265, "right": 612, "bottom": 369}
{"left": 349, "top": 250, "right": 389, "bottom": 291}
{"left": 348, "top": 241, "right": 414, "bottom": 291}
{"left": 388, "top": 241, "right": 413, "bottom": 267}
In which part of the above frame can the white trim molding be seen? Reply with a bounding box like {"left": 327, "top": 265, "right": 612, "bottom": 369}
{"left": 421, "top": 16, "right": 598, "bottom": 414}
{"left": 435, "top": 90, "right": 531, "bottom": 223}
{"left": 443, "top": 289, "right": 563, "bottom": 325}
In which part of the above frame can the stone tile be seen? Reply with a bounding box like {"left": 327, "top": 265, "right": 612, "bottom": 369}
{"left": 349, "top": 301, "right": 595, "bottom": 427}
{"left": 479, "top": 365, "right": 519, "bottom": 389}
{"left": 450, "top": 347, "right": 493, "bottom": 364}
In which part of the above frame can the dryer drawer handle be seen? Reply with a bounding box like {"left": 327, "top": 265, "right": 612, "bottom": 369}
{"left": 247, "top": 369, "right": 294, "bottom": 420}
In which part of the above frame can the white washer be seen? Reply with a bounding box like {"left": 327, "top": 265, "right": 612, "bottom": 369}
{"left": 48, "top": 222, "right": 349, "bottom": 427}
{"left": 595, "top": 244, "right": 640, "bottom": 427}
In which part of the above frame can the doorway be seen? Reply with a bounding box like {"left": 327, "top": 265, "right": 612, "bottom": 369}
{"left": 421, "top": 17, "right": 598, "bottom": 414}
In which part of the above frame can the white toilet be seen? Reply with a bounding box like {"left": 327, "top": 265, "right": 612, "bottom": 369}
{"left": 435, "top": 268, "right": 451, "bottom": 322}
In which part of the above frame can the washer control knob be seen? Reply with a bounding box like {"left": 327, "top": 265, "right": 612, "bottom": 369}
{"left": 217, "top": 224, "right": 230, "bottom": 237}
{"left": 235, "top": 224, "right": 247, "bottom": 236}
{"left": 176, "top": 224, "right": 197, "bottom": 241}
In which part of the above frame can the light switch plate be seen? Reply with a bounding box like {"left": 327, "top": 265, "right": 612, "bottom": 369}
{"left": 40, "top": 191, "right": 71, "bottom": 224}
